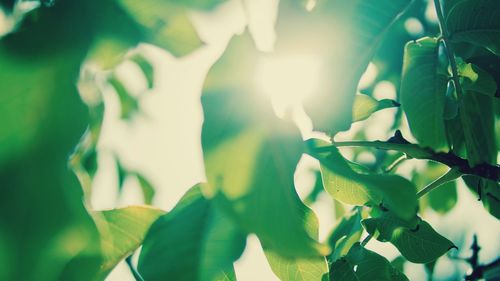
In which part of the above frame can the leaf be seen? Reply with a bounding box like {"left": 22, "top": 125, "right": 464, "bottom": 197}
{"left": 264, "top": 203, "right": 329, "bottom": 281}
{"left": 463, "top": 176, "right": 500, "bottom": 219}
{"left": 201, "top": 35, "right": 328, "bottom": 257}
{"left": 165, "top": 0, "right": 226, "bottom": 10}
{"left": 415, "top": 163, "right": 458, "bottom": 214}
{"left": 303, "top": 0, "right": 413, "bottom": 134}
{"left": 92, "top": 206, "right": 164, "bottom": 280}
{"left": 362, "top": 213, "right": 456, "bottom": 263}
{"left": 456, "top": 62, "right": 497, "bottom": 167}
{"left": 134, "top": 173, "right": 156, "bottom": 205}
{"left": 318, "top": 145, "right": 417, "bottom": 220}
{"left": 327, "top": 209, "right": 363, "bottom": 261}
{"left": 0, "top": 2, "right": 103, "bottom": 280}
{"left": 130, "top": 53, "right": 155, "bottom": 89}
{"left": 352, "top": 94, "right": 399, "bottom": 123}
{"left": 444, "top": 0, "right": 500, "bottom": 56}
{"left": 401, "top": 37, "right": 449, "bottom": 151}
{"left": 138, "top": 185, "right": 246, "bottom": 281}
{"left": 109, "top": 76, "right": 140, "bottom": 120}
{"left": 331, "top": 243, "right": 408, "bottom": 281}
{"left": 116, "top": 0, "right": 203, "bottom": 57}
{"left": 265, "top": 251, "right": 329, "bottom": 281}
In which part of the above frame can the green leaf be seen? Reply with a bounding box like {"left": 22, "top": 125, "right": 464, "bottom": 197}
{"left": 458, "top": 62, "right": 498, "bottom": 96}
{"left": 109, "top": 76, "right": 140, "bottom": 120}
{"left": 304, "top": 0, "right": 413, "bottom": 134}
{"left": 265, "top": 251, "right": 329, "bottom": 281}
{"left": 327, "top": 210, "right": 363, "bottom": 261}
{"left": 138, "top": 185, "right": 246, "bottom": 281}
{"left": 463, "top": 176, "right": 500, "bottom": 219}
{"left": 165, "top": 0, "right": 226, "bottom": 10}
{"left": 116, "top": 0, "right": 203, "bottom": 57}
{"left": 0, "top": 2, "right": 103, "bottom": 280}
{"left": 415, "top": 163, "right": 458, "bottom": 214}
{"left": 331, "top": 243, "right": 408, "bottom": 281}
{"left": 130, "top": 53, "right": 155, "bottom": 89}
{"left": 456, "top": 62, "right": 498, "bottom": 167}
{"left": 401, "top": 37, "right": 449, "bottom": 151}
{"left": 362, "top": 213, "right": 456, "bottom": 263}
{"left": 319, "top": 146, "right": 417, "bottom": 220}
{"left": 201, "top": 35, "right": 328, "bottom": 258}
{"left": 92, "top": 206, "right": 164, "bottom": 280}
{"left": 264, "top": 203, "right": 329, "bottom": 281}
{"left": 134, "top": 173, "right": 156, "bottom": 205}
{"left": 444, "top": 0, "right": 500, "bottom": 56}
{"left": 352, "top": 94, "right": 399, "bottom": 123}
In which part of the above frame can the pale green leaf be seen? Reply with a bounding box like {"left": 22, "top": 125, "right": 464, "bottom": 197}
{"left": 352, "top": 94, "right": 399, "bottom": 123}
{"left": 328, "top": 210, "right": 363, "bottom": 261}
{"left": 401, "top": 37, "right": 449, "bottom": 151}
{"left": 116, "top": 0, "right": 203, "bottom": 57}
{"left": 92, "top": 206, "right": 164, "bottom": 279}
{"left": 319, "top": 147, "right": 417, "bottom": 220}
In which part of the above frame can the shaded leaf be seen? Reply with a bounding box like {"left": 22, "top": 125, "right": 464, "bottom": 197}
{"left": 327, "top": 209, "right": 363, "bottom": 261}
{"left": 401, "top": 37, "right": 449, "bottom": 151}
{"left": 331, "top": 243, "right": 408, "bottom": 281}
{"left": 445, "top": 0, "right": 500, "bottom": 56}
{"left": 415, "top": 163, "right": 457, "bottom": 214}
{"left": 362, "top": 213, "right": 456, "bottom": 263}
{"left": 138, "top": 185, "right": 246, "bottom": 281}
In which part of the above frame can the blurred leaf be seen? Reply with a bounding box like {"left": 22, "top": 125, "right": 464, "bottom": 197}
{"left": 264, "top": 202, "right": 329, "bottom": 281}
{"left": 458, "top": 61, "right": 498, "bottom": 96}
{"left": 138, "top": 185, "right": 246, "bottom": 281}
{"left": 109, "top": 76, "right": 140, "bottom": 120}
{"left": 463, "top": 176, "right": 500, "bottom": 219}
{"left": 352, "top": 94, "right": 399, "bottom": 123}
{"left": 0, "top": 1, "right": 102, "bottom": 280}
{"left": 304, "top": 0, "right": 413, "bottom": 134}
{"left": 444, "top": 0, "right": 500, "bottom": 56}
{"left": 130, "top": 53, "right": 155, "bottom": 89}
{"left": 327, "top": 209, "right": 363, "bottom": 261}
{"left": 401, "top": 37, "right": 449, "bottom": 151}
{"left": 391, "top": 256, "right": 406, "bottom": 273}
{"left": 165, "top": 0, "right": 226, "bottom": 10}
{"left": 331, "top": 243, "right": 408, "bottom": 281}
{"left": 116, "top": 0, "right": 203, "bottom": 57}
{"left": 201, "top": 35, "right": 328, "bottom": 257}
{"left": 135, "top": 173, "right": 156, "bottom": 205}
{"left": 318, "top": 145, "right": 417, "bottom": 220}
{"left": 416, "top": 163, "right": 457, "bottom": 214}
{"left": 362, "top": 213, "right": 456, "bottom": 263}
{"left": 92, "top": 206, "right": 164, "bottom": 280}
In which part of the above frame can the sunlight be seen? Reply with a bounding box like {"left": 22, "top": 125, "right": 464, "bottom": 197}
{"left": 255, "top": 54, "right": 323, "bottom": 117}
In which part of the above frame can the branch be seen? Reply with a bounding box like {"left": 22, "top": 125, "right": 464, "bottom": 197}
{"left": 309, "top": 131, "right": 500, "bottom": 182}
{"left": 465, "top": 235, "right": 500, "bottom": 280}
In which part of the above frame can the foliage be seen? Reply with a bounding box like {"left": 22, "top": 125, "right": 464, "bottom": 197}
{"left": 0, "top": 0, "right": 499, "bottom": 280}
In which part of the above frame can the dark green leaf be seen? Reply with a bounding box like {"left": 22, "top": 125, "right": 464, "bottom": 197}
{"left": 445, "top": 0, "right": 500, "bottom": 56}
{"left": 331, "top": 243, "right": 408, "bottom": 281}
{"left": 362, "top": 213, "right": 456, "bottom": 263}
{"left": 138, "top": 185, "right": 246, "bottom": 281}
{"left": 328, "top": 209, "right": 363, "bottom": 261}
{"left": 401, "top": 37, "right": 449, "bottom": 151}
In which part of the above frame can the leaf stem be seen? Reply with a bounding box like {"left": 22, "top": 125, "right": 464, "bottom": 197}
{"left": 361, "top": 235, "right": 372, "bottom": 247}
{"left": 433, "top": 0, "right": 464, "bottom": 99}
{"left": 417, "top": 168, "right": 462, "bottom": 198}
